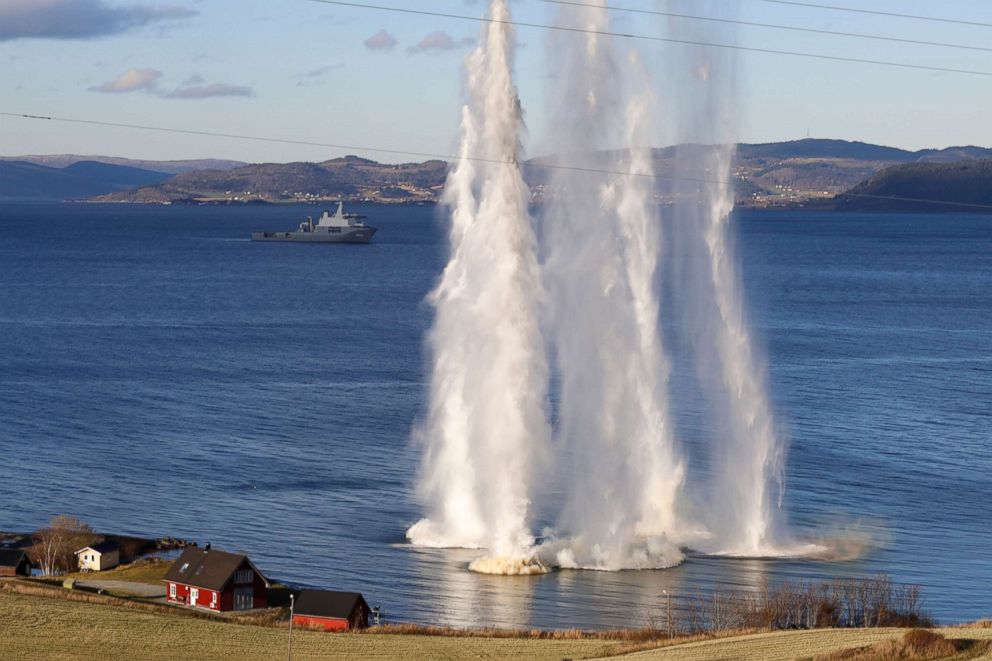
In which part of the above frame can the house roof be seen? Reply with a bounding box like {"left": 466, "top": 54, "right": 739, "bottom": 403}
{"left": 163, "top": 546, "right": 269, "bottom": 592}
{"left": 74, "top": 540, "right": 119, "bottom": 555}
{"left": 0, "top": 549, "right": 30, "bottom": 567}
{"left": 294, "top": 590, "right": 367, "bottom": 619}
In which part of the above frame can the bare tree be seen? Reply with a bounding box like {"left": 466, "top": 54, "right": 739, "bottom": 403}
{"left": 31, "top": 515, "right": 97, "bottom": 576}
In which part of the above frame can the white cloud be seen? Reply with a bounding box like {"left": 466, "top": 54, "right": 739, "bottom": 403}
{"left": 89, "top": 68, "right": 162, "bottom": 93}
{"left": 0, "top": 0, "right": 196, "bottom": 41}
{"left": 163, "top": 82, "right": 254, "bottom": 99}
{"left": 363, "top": 29, "right": 397, "bottom": 51}
{"left": 88, "top": 68, "right": 252, "bottom": 99}
{"left": 407, "top": 31, "right": 473, "bottom": 54}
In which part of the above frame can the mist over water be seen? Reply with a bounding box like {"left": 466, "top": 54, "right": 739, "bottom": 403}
{"left": 406, "top": 0, "right": 550, "bottom": 572}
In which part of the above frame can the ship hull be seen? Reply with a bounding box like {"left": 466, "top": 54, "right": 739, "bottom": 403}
{"left": 250, "top": 227, "right": 376, "bottom": 243}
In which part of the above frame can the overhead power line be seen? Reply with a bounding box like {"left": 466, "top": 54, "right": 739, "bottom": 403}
{"left": 4, "top": 111, "right": 991, "bottom": 211}
{"left": 303, "top": 0, "right": 992, "bottom": 77}
{"left": 1, "top": 113, "right": 458, "bottom": 164}
{"left": 760, "top": 0, "right": 992, "bottom": 29}
{"left": 539, "top": 0, "right": 992, "bottom": 53}
{"left": 0, "top": 111, "right": 722, "bottom": 185}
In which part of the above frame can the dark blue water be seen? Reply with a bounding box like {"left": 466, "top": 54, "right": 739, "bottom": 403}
{"left": 1, "top": 203, "right": 989, "bottom": 627}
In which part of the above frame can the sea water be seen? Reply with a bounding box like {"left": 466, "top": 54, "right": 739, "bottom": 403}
{"left": 0, "top": 202, "right": 989, "bottom": 627}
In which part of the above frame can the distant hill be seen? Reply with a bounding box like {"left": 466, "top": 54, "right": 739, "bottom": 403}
{"left": 92, "top": 155, "right": 448, "bottom": 204}
{"left": 736, "top": 139, "right": 917, "bottom": 162}
{"left": 730, "top": 140, "right": 992, "bottom": 206}
{"left": 530, "top": 139, "right": 992, "bottom": 207}
{"left": 0, "top": 155, "right": 245, "bottom": 175}
{"left": 0, "top": 160, "right": 172, "bottom": 201}
{"left": 7, "top": 139, "right": 991, "bottom": 208}
{"left": 830, "top": 160, "right": 992, "bottom": 212}
{"left": 914, "top": 146, "right": 992, "bottom": 163}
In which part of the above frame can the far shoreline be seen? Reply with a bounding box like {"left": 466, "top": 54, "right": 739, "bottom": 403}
{"left": 4, "top": 199, "right": 992, "bottom": 214}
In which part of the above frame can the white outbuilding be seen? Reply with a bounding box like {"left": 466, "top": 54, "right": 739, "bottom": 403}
{"left": 75, "top": 540, "right": 120, "bottom": 572}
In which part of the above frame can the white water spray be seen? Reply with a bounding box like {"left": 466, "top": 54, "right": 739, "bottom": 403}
{"left": 702, "top": 144, "right": 786, "bottom": 555}
{"left": 406, "top": 0, "right": 550, "bottom": 574}
{"left": 537, "top": 2, "right": 685, "bottom": 571}
{"left": 661, "top": 2, "right": 815, "bottom": 557}
{"left": 408, "top": 0, "right": 826, "bottom": 573}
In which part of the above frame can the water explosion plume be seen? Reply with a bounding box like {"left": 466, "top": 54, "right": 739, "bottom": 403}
{"left": 406, "top": 0, "right": 550, "bottom": 574}
{"left": 410, "top": 0, "right": 820, "bottom": 574}
{"left": 537, "top": 1, "right": 685, "bottom": 571}
{"left": 661, "top": 1, "right": 790, "bottom": 556}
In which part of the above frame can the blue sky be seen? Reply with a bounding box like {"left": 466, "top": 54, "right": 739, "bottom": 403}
{"left": 2, "top": 0, "right": 991, "bottom": 163}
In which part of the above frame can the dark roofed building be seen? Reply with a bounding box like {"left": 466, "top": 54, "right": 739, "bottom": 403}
{"left": 293, "top": 589, "right": 370, "bottom": 631}
{"left": 0, "top": 549, "right": 33, "bottom": 577}
{"left": 164, "top": 546, "right": 269, "bottom": 611}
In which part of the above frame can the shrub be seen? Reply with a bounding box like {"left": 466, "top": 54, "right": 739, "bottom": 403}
{"left": 815, "top": 630, "right": 959, "bottom": 660}
{"left": 901, "top": 629, "right": 957, "bottom": 658}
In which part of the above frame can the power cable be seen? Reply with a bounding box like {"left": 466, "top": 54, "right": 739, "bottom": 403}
{"left": 539, "top": 0, "right": 992, "bottom": 53}
{"left": 303, "top": 0, "right": 992, "bottom": 78}
{"left": 4, "top": 111, "right": 991, "bottom": 211}
{"left": 760, "top": 0, "right": 992, "bottom": 30}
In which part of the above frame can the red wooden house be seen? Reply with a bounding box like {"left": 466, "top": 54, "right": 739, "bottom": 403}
{"left": 293, "top": 590, "right": 370, "bottom": 631}
{"left": 163, "top": 545, "right": 269, "bottom": 612}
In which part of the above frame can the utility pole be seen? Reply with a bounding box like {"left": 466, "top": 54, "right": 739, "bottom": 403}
{"left": 287, "top": 593, "right": 295, "bottom": 661}
{"left": 663, "top": 590, "right": 672, "bottom": 639}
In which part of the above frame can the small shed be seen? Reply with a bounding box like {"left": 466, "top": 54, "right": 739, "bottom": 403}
{"left": 293, "top": 590, "right": 370, "bottom": 631}
{"left": 75, "top": 540, "right": 120, "bottom": 572}
{"left": 0, "top": 549, "right": 33, "bottom": 577}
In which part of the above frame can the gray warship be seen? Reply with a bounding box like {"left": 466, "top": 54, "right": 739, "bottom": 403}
{"left": 251, "top": 202, "right": 377, "bottom": 243}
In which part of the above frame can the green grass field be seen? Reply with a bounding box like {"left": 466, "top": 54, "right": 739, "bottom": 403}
{"left": 2, "top": 584, "right": 990, "bottom": 661}
{"left": 0, "top": 588, "right": 621, "bottom": 661}
{"left": 63, "top": 558, "right": 172, "bottom": 584}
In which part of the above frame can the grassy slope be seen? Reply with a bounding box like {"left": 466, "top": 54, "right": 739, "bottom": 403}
{"left": 597, "top": 628, "right": 992, "bottom": 661}
{"left": 0, "top": 590, "right": 619, "bottom": 661}
{"left": 3, "top": 587, "right": 991, "bottom": 661}
{"left": 62, "top": 558, "right": 172, "bottom": 583}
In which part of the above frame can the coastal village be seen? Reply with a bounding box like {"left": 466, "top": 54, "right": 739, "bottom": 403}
{"left": 3, "top": 517, "right": 992, "bottom": 661}
{"left": 0, "top": 518, "right": 375, "bottom": 636}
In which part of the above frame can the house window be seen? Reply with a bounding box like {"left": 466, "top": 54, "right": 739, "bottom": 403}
{"left": 235, "top": 569, "right": 253, "bottom": 584}
{"left": 234, "top": 587, "right": 253, "bottom": 610}
{"left": 169, "top": 584, "right": 176, "bottom": 599}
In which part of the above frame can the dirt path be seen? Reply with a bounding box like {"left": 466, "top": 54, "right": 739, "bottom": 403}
{"left": 75, "top": 579, "right": 165, "bottom": 598}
